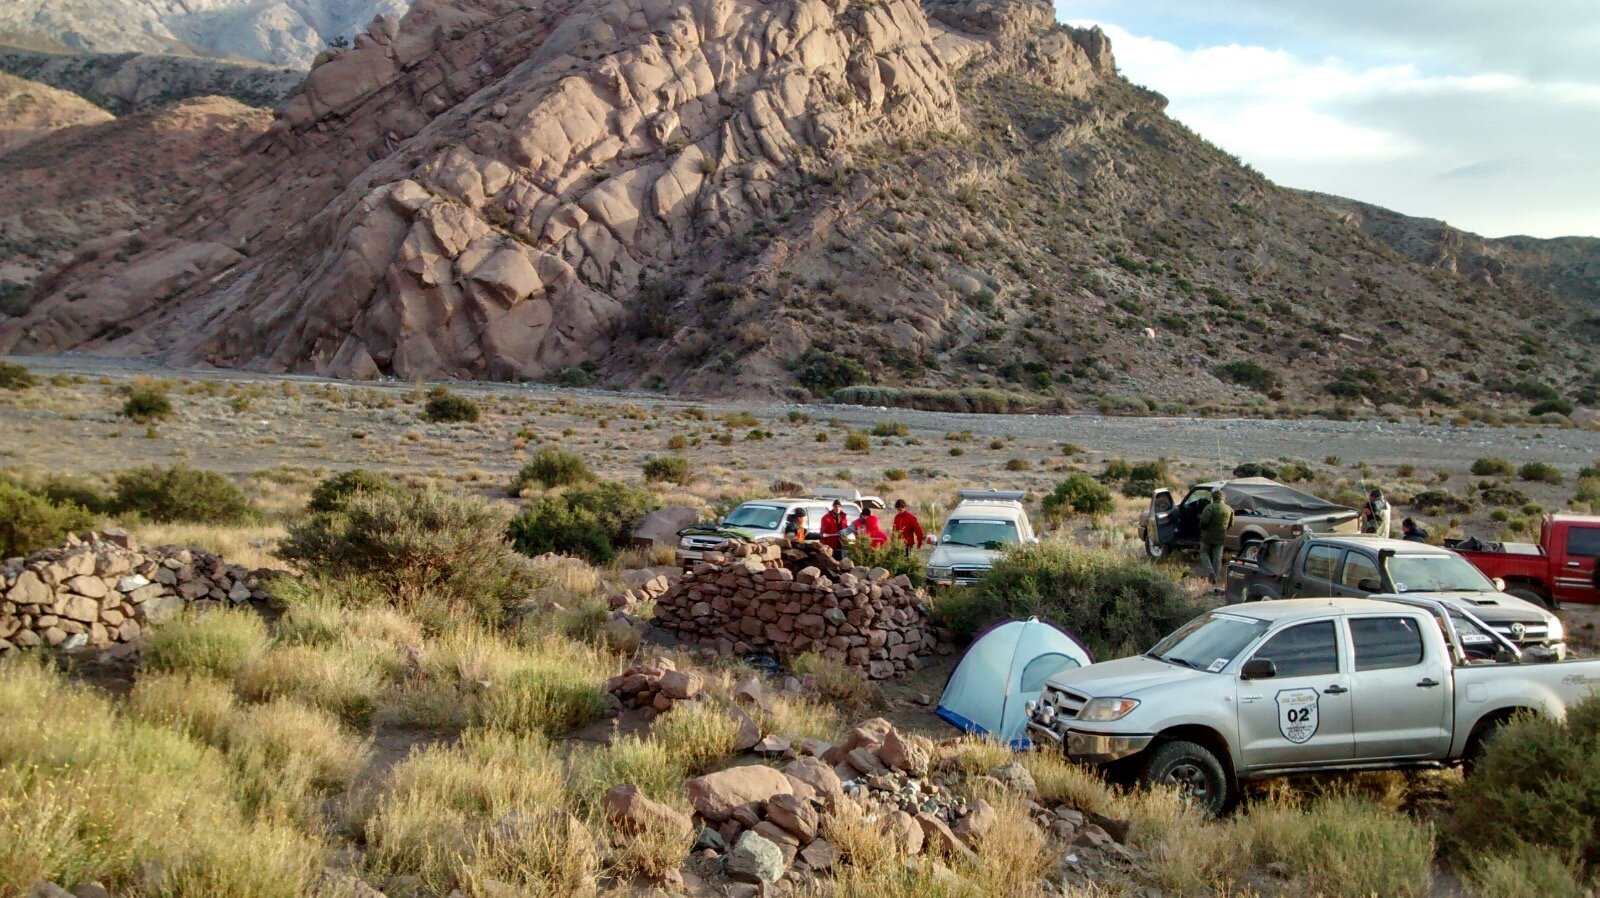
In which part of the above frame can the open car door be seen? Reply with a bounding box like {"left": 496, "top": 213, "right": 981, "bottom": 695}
{"left": 1146, "top": 489, "right": 1178, "bottom": 558}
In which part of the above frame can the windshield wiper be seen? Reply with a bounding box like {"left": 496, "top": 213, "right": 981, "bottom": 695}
{"left": 944, "top": 540, "right": 979, "bottom": 548}
{"left": 1162, "top": 656, "right": 1199, "bottom": 670}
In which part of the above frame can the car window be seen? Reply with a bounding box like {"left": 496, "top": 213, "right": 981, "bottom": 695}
{"left": 1153, "top": 493, "right": 1174, "bottom": 514}
{"left": 941, "top": 519, "right": 1020, "bottom": 549}
{"left": 724, "top": 504, "right": 785, "bottom": 530}
{"left": 1340, "top": 553, "right": 1381, "bottom": 590}
{"left": 1349, "top": 617, "right": 1424, "bottom": 670}
{"left": 1566, "top": 526, "right": 1600, "bottom": 559}
{"left": 1303, "top": 546, "right": 1343, "bottom": 582}
{"left": 1250, "top": 621, "right": 1339, "bottom": 678}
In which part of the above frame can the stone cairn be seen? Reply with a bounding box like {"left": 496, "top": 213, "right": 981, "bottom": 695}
{"left": 0, "top": 530, "right": 276, "bottom": 654}
{"left": 652, "top": 540, "right": 934, "bottom": 680}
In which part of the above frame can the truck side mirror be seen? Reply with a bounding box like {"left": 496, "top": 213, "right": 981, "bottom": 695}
{"left": 1358, "top": 578, "right": 1382, "bottom": 593}
{"left": 1241, "top": 659, "right": 1277, "bottom": 680}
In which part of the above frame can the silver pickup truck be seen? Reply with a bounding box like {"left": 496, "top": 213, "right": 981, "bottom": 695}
{"left": 1027, "top": 597, "right": 1600, "bottom": 814}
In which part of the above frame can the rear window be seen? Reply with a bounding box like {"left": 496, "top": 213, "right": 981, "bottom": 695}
{"left": 1304, "top": 545, "right": 1343, "bottom": 582}
{"left": 1251, "top": 621, "right": 1339, "bottom": 678}
{"left": 1350, "top": 617, "right": 1424, "bottom": 670}
{"left": 1566, "top": 526, "right": 1600, "bottom": 559}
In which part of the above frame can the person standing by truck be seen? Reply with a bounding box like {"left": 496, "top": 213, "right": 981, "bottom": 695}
{"left": 854, "top": 500, "right": 889, "bottom": 548}
{"left": 1198, "top": 484, "right": 1234, "bottom": 589}
{"left": 819, "top": 500, "right": 849, "bottom": 560}
{"left": 1361, "top": 488, "right": 1391, "bottom": 538}
{"left": 892, "top": 499, "right": 925, "bottom": 555}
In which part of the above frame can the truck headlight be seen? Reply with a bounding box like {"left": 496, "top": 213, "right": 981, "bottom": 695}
{"left": 927, "top": 566, "right": 953, "bottom": 580}
{"left": 1547, "top": 617, "right": 1564, "bottom": 641}
{"left": 1078, "top": 698, "right": 1140, "bottom": 721}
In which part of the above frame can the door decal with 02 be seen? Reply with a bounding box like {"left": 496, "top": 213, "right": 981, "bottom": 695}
{"left": 1275, "top": 687, "right": 1320, "bottom": 744}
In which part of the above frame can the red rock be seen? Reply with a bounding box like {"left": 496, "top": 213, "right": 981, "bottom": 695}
{"left": 686, "top": 766, "right": 794, "bottom": 823}
{"left": 764, "top": 793, "right": 818, "bottom": 842}
{"left": 602, "top": 785, "right": 692, "bottom": 839}
{"left": 880, "top": 810, "right": 924, "bottom": 855}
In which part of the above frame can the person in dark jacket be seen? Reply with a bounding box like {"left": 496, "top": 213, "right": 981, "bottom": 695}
{"left": 1198, "top": 484, "right": 1234, "bottom": 588}
{"left": 784, "top": 509, "right": 809, "bottom": 541}
{"left": 1401, "top": 517, "right": 1429, "bottom": 543}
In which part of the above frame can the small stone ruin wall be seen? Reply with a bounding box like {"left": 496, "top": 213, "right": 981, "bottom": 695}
{"left": 653, "top": 539, "right": 934, "bottom": 679}
{"left": 0, "top": 530, "right": 276, "bottom": 654}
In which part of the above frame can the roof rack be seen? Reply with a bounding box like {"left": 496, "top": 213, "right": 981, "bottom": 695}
{"left": 811, "top": 488, "right": 863, "bottom": 502}
{"left": 957, "top": 489, "right": 1026, "bottom": 503}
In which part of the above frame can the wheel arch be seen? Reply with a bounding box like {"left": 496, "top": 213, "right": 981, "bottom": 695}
{"left": 1154, "top": 723, "right": 1237, "bottom": 783}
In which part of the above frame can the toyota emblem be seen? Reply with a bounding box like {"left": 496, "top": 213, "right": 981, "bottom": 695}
{"left": 1510, "top": 623, "right": 1527, "bottom": 640}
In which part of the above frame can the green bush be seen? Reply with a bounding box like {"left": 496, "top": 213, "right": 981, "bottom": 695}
{"left": 1480, "top": 485, "right": 1531, "bottom": 508}
{"left": 1233, "top": 462, "right": 1279, "bottom": 480}
{"left": 0, "top": 483, "right": 96, "bottom": 557}
{"left": 829, "top": 385, "right": 1049, "bottom": 414}
{"left": 112, "top": 465, "right": 256, "bottom": 524}
{"left": 511, "top": 449, "right": 594, "bottom": 495}
{"left": 1411, "top": 490, "right": 1474, "bottom": 514}
{"left": 507, "top": 481, "right": 657, "bottom": 564}
{"left": 306, "top": 469, "right": 402, "bottom": 514}
{"left": 844, "top": 431, "right": 871, "bottom": 452}
{"left": 121, "top": 386, "right": 173, "bottom": 423}
{"left": 792, "top": 350, "right": 867, "bottom": 396}
{"left": 422, "top": 389, "right": 480, "bottom": 423}
{"left": 1042, "top": 474, "right": 1115, "bottom": 523}
{"left": 1519, "top": 462, "right": 1563, "bottom": 485}
{"left": 1530, "top": 399, "right": 1575, "bottom": 417}
{"left": 870, "top": 422, "right": 909, "bottom": 438}
{"left": 0, "top": 361, "right": 36, "bottom": 390}
{"left": 1004, "top": 458, "right": 1031, "bottom": 472}
{"left": 1472, "top": 457, "right": 1515, "bottom": 477}
{"left": 934, "top": 542, "right": 1199, "bottom": 659}
{"left": 1214, "top": 361, "right": 1277, "bottom": 393}
{"left": 280, "top": 485, "right": 535, "bottom": 623}
{"left": 642, "top": 455, "right": 693, "bottom": 485}
{"left": 847, "top": 539, "right": 925, "bottom": 587}
{"left": 1448, "top": 694, "right": 1600, "bottom": 870}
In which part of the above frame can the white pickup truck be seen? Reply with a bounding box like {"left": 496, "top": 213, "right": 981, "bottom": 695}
{"left": 1026, "top": 596, "right": 1600, "bottom": 814}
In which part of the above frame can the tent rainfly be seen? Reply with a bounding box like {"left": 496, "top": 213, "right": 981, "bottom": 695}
{"left": 936, "top": 618, "right": 1092, "bottom": 749}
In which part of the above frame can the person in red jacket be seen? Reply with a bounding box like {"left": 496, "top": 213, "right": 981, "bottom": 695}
{"left": 819, "top": 500, "right": 849, "bottom": 560}
{"left": 854, "top": 501, "right": 889, "bottom": 548}
{"left": 892, "top": 499, "right": 925, "bottom": 554}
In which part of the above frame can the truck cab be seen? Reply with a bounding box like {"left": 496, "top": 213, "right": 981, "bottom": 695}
{"left": 926, "top": 490, "right": 1036, "bottom": 587}
{"left": 1141, "top": 477, "right": 1358, "bottom": 559}
{"left": 1450, "top": 514, "right": 1600, "bottom": 608}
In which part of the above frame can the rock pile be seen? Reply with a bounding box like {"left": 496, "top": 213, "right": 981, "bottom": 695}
{"left": 653, "top": 540, "right": 934, "bottom": 679}
{"left": 0, "top": 530, "right": 276, "bottom": 654}
{"left": 606, "top": 572, "right": 673, "bottom": 613}
{"left": 605, "top": 657, "right": 707, "bottom": 716}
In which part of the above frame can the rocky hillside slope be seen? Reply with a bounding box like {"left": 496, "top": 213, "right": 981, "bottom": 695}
{"left": 0, "top": 47, "right": 304, "bottom": 114}
{"left": 0, "top": 0, "right": 412, "bottom": 69}
{"left": 1313, "top": 192, "right": 1600, "bottom": 312}
{"left": 0, "top": 97, "right": 271, "bottom": 291}
{"left": 1, "top": 0, "right": 1594, "bottom": 412}
{"left": 0, "top": 71, "right": 112, "bottom": 154}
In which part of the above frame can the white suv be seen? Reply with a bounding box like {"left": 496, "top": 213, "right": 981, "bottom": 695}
{"left": 926, "top": 490, "right": 1037, "bottom": 587}
{"left": 674, "top": 489, "right": 878, "bottom": 568}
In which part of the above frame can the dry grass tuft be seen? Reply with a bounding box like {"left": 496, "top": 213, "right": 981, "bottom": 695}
{"left": 142, "top": 606, "right": 271, "bottom": 679}
{"left": 234, "top": 643, "right": 392, "bottom": 726}
{"left": 1020, "top": 750, "right": 1114, "bottom": 816}
{"left": 125, "top": 671, "right": 236, "bottom": 744}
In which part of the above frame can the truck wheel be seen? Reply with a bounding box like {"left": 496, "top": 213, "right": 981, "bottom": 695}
{"left": 1144, "top": 529, "right": 1167, "bottom": 559}
{"left": 1506, "top": 586, "right": 1558, "bottom": 611}
{"left": 1462, "top": 720, "right": 1509, "bottom": 776}
{"left": 1140, "top": 740, "right": 1230, "bottom": 816}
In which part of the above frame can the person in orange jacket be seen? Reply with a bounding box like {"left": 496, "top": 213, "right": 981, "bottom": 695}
{"left": 892, "top": 499, "right": 925, "bottom": 554}
{"left": 819, "top": 500, "right": 849, "bottom": 559}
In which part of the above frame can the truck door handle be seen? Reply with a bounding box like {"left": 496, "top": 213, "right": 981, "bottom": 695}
{"left": 1417, "top": 678, "right": 1439, "bottom": 688}
{"left": 1323, "top": 685, "right": 1348, "bottom": 695}
{"left": 1566, "top": 561, "right": 1581, "bottom": 568}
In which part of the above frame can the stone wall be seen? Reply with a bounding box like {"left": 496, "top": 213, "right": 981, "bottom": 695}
{"left": 0, "top": 530, "right": 276, "bottom": 654}
{"left": 652, "top": 540, "right": 934, "bottom": 679}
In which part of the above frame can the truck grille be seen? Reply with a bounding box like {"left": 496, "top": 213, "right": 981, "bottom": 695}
{"left": 951, "top": 565, "right": 991, "bottom": 585}
{"left": 1489, "top": 623, "right": 1549, "bottom": 643}
{"left": 682, "top": 536, "right": 730, "bottom": 551}
{"left": 1044, "top": 687, "right": 1091, "bottom": 720}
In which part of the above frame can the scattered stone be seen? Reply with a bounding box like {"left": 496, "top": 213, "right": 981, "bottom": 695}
{"left": 880, "top": 810, "right": 925, "bottom": 855}
{"left": 796, "top": 838, "right": 840, "bottom": 872}
{"left": 26, "top": 885, "right": 72, "bottom": 898}
{"left": 686, "top": 765, "right": 794, "bottom": 823}
{"left": 603, "top": 784, "right": 693, "bottom": 839}
{"left": 765, "top": 793, "right": 819, "bottom": 842}
{"left": 693, "top": 827, "right": 727, "bottom": 853}
{"left": 987, "top": 761, "right": 1038, "bottom": 798}
{"left": 954, "top": 798, "right": 997, "bottom": 845}
{"left": 725, "top": 830, "right": 786, "bottom": 884}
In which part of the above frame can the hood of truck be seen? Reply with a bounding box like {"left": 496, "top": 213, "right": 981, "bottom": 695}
{"left": 1421, "top": 591, "right": 1553, "bottom": 625}
{"left": 1043, "top": 654, "right": 1198, "bottom": 698}
{"left": 928, "top": 545, "right": 1001, "bottom": 569}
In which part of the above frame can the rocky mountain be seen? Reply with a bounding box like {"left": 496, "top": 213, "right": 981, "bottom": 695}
{"left": 1313, "top": 192, "right": 1600, "bottom": 312}
{"left": 0, "top": 47, "right": 305, "bottom": 115}
{"left": 0, "top": 71, "right": 112, "bottom": 155}
{"left": 0, "top": 97, "right": 271, "bottom": 291}
{"left": 1, "top": 0, "right": 1594, "bottom": 412}
{"left": 0, "top": 0, "right": 412, "bottom": 69}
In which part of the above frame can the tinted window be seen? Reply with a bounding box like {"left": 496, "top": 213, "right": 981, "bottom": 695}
{"left": 1251, "top": 621, "right": 1339, "bottom": 678}
{"left": 1303, "top": 546, "right": 1343, "bottom": 582}
{"left": 1341, "top": 553, "right": 1381, "bottom": 590}
{"left": 1350, "top": 617, "right": 1424, "bottom": 670}
{"left": 1567, "top": 526, "right": 1600, "bottom": 559}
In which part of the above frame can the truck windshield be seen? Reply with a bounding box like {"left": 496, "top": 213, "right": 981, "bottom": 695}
{"left": 1148, "top": 613, "right": 1271, "bottom": 672}
{"left": 941, "top": 519, "right": 1020, "bottom": 549}
{"left": 1386, "top": 555, "right": 1496, "bottom": 593}
{"left": 723, "top": 504, "right": 786, "bottom": 530}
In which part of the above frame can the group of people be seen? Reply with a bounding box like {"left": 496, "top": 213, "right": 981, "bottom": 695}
{"left": 784, "top": 499, "right": 927, "bottom": 559}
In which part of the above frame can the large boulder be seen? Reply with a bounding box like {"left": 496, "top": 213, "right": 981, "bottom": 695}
{"left": 602, "top": 785, "right": 693, "bottom": 839}
{"left": 686, "top": 765, "right": 794, "bottom": 823}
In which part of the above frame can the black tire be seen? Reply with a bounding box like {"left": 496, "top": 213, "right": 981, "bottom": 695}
{"left": 1140, "top": 740, "right": 1231, "bottom": 816}
{"left": 1506, "top": 586, "right": 1558, "bottom": 611}
{"left": 1144, "top": 528, "right": 1168, "bottom": 559}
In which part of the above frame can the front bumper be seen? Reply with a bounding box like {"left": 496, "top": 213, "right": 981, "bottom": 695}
{"left": 1027, "top": 723, "right": 1154, "bottom": 764}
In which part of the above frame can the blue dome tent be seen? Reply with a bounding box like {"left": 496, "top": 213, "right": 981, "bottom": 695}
{"left": 936, "top": 618, "right": 1092, "bottom": 748}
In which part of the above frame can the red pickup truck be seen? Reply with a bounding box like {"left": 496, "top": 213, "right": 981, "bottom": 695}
{"left": 1448, "top": 514, "right": 1600, "bottom": 608}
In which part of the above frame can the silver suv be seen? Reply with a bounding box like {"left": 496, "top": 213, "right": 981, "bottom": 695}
{"left": 674, "top": 489, "right": 876, "bottom": 568}
{"left": 926, "top": 490, "right": 1037, "bottom": 587}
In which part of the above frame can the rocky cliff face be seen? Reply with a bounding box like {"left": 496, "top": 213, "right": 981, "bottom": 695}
{"left": 1, "top": 0, "right": 1593, "bottom": 411}
{"left": 0, "top": 0, "right": 413, "bottom": 69}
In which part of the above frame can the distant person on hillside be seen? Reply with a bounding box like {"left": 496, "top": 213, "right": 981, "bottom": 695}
{"left": 784, "top": 509, "right": 809, "bottom": 542}
{"left": 1401, "top": 517, "right": 1428, "bottom": 543}
{"left": 819, "top": 500, "right": 849, "bottom": 560}
{"left": 854, "top": 500, "right": 889, "bottom": 548}
{"left": 1362, "top": 488, "right": 1391, "bottom": 538}
{"left": 1198, "top": 483, "right": 1234, "bottom": 589}
{"left": 892, "top": 499, "right": 925, "bottom": 555}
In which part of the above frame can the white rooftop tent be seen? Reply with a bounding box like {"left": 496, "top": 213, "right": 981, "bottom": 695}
{"left": 936, "top": 618, "right": 1092, "bottom": 749}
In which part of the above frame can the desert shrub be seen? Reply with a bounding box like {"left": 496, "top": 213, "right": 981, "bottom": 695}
{"left": 870, "top": 422, "right": 909, "bottom": 438}
{"left": 281, "top": 485, "right": 536, "bottom": 624}
{"left": 649, "top": 701, "right": 741, "bottom": 776}
{"left": 1042, "top": 473, "right": 1115, "bottom": 523}
{"left": 1531, "top": 399, "right": 1575, "bottom": 417}
{"left": 847, "top": 537, "right": 925, "bottom": 586}
{"left": 1232, "top": 461, "right": 1279, "bottom": 479}
{"left": 1448, "top": 694, "right": 1600, "bottom": 869}
{"left": 112, "top": 464, "right": 256, "bottom": 524}
{"left": 1214, "top": 361, "right": 1277, "bottom": 393}
{"left": 125, "top": 671, "right": 237, "bottom": 745}
{"left": 830, "top": 385, "right": 1047, "bottom": 414}
{"left": 1519, "top": 462, "right": 1563, "bottom": 485}
{"left": 790, "top": 653, "right": 879, "bottom": 709}
{"left": 142, "top": 607, "right": 271, "bottom": 680}
{"left": 30, "top": 474, "right": 113, "bottom": 513}
{"left": 510, "top": 448, "right": 594, "bottom": 494}
{"left": 934, "top": 542, "right": 1198, "bottom": 658}
{"left": 1102, "top": 458, "right": 1133, "bottom": 481}
{"left": 0, "top": 361, "right": 36, "bottom": 390}
{"left": 1480, "top": 485, "right": 1531, "bottom": 508}
{"left": 1411, "top": 490, "right": 1473, "bottom": 514}
{"left": 0, "top": 483, "right": 95, "bottom": 557}
{"left": 422, "top": 389, "right": 479, "bottom": 423}
{"left": 306, "top": 468, "right": 402, "bottom": 514}
{"left": 1004, "top": 458, "right": 1031, "bottom": 471}
{"left": 120, "top": 386, "right": 173, "bottom": 422}
{"left": 568, "top": 735, "right": 682, "bottom": 807}
{"left": 793, "top": 349, "right": 867, "bottom": 396}
{"left": 883, "top": 468, "right": 907, "bottom": 482}
{"left": 1463, "top": 844, "right": 1587, "bottom": 898}
{"left": 642, "top": 455, "right": 693, "bottom": 485}
{"left": 234, "top": 643, "right": 390, "bottom": 726}
{"left": 223, "top": 698, "right": 369, "bottom": 823}
{"left": 1472, "top": 457, "right": 1515, "bottom": 477}
{"left": 507, "top": 480, "right": 656, "bottom": 565}
{"left": 844, "top": 431, "right": 871, "bottom": 452}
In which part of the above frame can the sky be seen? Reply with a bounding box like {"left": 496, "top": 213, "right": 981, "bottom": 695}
{"left": 1057, "top": 0, "right": 1600, "bottom": 239}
